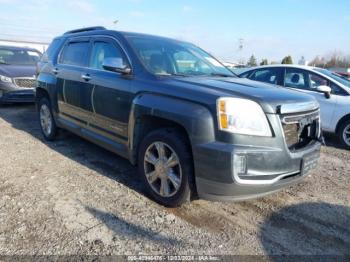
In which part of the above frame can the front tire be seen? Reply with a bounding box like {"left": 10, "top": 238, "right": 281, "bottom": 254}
{"left": 138, "top": 128, "right": 194, "bottom": 207}
{"left": 38, "top": 97, "right": 57, "bottom": 141}
{"left": 338, "top": 119, "right": 350, "bottom": 149}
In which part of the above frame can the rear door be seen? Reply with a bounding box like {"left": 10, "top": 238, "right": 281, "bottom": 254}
{"left": 283, "top": 67, "right": 337, "bottom": 131}
{"left": 55, "top": 37, "right": 93, "bottom": 126}
{"left": 87, "top": 37, "right": 132, "bottom": 142}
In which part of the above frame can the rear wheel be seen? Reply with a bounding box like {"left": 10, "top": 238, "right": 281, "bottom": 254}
{"left": 38, "top": 97, "right": 57, "bottom": 141}
{"left": 138, "top": 128, "right": 194, "bottom": 207}
{"left": 338, "top": 119, "right": 350, "bottom": 149}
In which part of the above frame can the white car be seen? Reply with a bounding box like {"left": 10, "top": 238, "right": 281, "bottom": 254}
{"left": 239, "top": 65, "right": 350, "bottom": 148}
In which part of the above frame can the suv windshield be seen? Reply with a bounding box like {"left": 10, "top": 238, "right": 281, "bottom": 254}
{"left": 127, "top": 36, "right": 235, "bottom": 77}
{"left": 315, "top": 68, "right": 350, "bottom": 88}
{"left": 0, "top": 48, "right": 41, "bottom": 65}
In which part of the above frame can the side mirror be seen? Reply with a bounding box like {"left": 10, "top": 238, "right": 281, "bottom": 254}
{"left": 102, "top": 57, "right": 131, "bottom": 75}
{"left": 316, "top": 85, "right": 332, "bottom": 99}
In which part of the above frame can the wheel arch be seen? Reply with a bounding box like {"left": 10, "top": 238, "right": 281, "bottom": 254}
{"left": 128, "top": 93, "right": 216, "bottom": 165}
{"left": 336, "top": 113, "right": 350, "bottom": 134}
{"left": 35, "top": 87, "right": 50, "bottom": 110}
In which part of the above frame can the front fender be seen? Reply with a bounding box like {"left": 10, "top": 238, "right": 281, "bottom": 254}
{"left": 128, "top": 93, "right": 216, "bottom": 163}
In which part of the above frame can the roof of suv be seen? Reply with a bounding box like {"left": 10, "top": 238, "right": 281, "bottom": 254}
{"left": 60, "top": 26, "right": 189, "bottom": 43}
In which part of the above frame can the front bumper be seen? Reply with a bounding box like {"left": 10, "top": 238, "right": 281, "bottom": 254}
{"left": 194, "top": 140, "right": 321, "bottom": 202}
{"left": 0, "top": 82, "right": 35, "bottom": 103}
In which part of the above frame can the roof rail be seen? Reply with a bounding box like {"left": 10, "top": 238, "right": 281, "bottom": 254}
{"left": 64, "top": 26, "right": 106, "bottom": 35}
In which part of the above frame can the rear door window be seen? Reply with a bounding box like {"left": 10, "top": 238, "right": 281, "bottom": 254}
{"left": 60, "top": 41, "right": 90, "bottom": 67}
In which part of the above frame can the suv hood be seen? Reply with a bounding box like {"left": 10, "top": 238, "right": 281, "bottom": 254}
{"left": 171, "top": 77, "right": 319, "bottom": 114}
{"left": 0, "top": 65, "right": 36, "bottom": 78}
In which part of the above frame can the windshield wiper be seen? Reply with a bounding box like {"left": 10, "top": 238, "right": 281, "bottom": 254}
{"left": 172, "top": 73, "right": 188, "bottom": 77}
{"left": 210, "top": 73, "right": 234, "bottom": 77}
{"left": 156, "top": 73, "right": 187, "bottom": 77}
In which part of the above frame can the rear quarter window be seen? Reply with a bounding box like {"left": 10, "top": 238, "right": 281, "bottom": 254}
{"left": 41, "top": 38, "right": 63, "bottom": 63}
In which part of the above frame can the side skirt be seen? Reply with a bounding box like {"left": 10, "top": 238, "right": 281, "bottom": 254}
{"left": 57, "top": 116, "right": 131, "bottom": 162}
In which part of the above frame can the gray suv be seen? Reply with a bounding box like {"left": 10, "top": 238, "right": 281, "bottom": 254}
{"left": 36, "top": 27, "right": 321, "bottom": 206}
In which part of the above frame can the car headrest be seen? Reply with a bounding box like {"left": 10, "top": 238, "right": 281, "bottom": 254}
{"left": 291, "top": 74, "right": 300, "bottom": 83}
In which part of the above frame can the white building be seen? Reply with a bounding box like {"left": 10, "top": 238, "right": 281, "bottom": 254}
{"left": 0, "top": 39, "right": 49, "bottom": 54}
{"left": 222, "top": 61, "right": 246, "bottom": 69}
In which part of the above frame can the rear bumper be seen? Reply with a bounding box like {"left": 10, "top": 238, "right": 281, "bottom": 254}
{"left": 194, "top": 141, "right": 321, "bottom": 202}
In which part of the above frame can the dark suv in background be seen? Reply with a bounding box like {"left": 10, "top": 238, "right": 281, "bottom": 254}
{"left": 36, "top": 27, "right": 321, "bottom": 207}
{"left": 0, "top": 45, "right": 41, "bottom": 103}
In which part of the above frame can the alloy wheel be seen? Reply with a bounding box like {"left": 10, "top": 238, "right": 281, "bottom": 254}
{"left": 143, "top": 141, "right": 182, "bottom": 198}
{"left": 40, "top": 104, "right": 53, "bottom": 137}
{"left": 343, "top": 123, "right": 350, "bottom": 147}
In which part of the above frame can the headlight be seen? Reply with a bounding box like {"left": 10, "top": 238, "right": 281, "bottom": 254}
{"left": 0, "top": 75, "right": 12, "bottom": 83}
{"left": 217, "top": 97, "right": 272, "bottom": 137}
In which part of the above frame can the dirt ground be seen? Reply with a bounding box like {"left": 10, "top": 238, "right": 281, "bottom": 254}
{"left": 0, "top": 104, "right": 349, "bottom": 256}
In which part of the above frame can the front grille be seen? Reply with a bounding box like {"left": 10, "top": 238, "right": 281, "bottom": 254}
{"left": 281, "top": 110, "right": 320, "bottom": 151}
{"left": 14, "top": 78, "right": 36, "bottom": 88}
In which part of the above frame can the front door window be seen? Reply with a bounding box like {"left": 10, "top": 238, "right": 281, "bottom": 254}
{"left": 90, "top": 41, "right": 127, "bottom": 70}
{"left": 284, "top": 68, "right": 308, "bottom": 89}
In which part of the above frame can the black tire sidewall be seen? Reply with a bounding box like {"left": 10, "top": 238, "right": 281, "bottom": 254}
{"left": 38, "top": 97, "right": 57, "bottom": 141}
{"left": 138, "top": 129, "right": 193, "bottom": 207}
{"left": 339, "top": 119, "right": 350, "bottom": 149}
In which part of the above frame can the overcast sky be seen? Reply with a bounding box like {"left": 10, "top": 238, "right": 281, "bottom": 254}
{"left": 0, "top": 0, "right": 349, "bottom": 63}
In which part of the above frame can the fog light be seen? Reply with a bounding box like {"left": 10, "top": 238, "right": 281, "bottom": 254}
{"left": 234, "top": 155, "right": 247, "bottom": 175}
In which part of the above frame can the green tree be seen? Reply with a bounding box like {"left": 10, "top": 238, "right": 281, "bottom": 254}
{"left": 247, "top": 55, "right": 257, "bottom": 67}
{"left": 281, "top": 55, "right": 293, "bottom": 64}
{"left": 260, "top": 59, "right": 268, "bottom": 66}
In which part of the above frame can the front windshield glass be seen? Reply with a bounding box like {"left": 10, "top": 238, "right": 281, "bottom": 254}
{"left": 0, "top": 48, "right": 41, "bottom": 65}
{"left": 127, "top": 36, "right": 235, "bottom": 77}
{"left": 315, "top": 68, "right": 350, "bottom": 88}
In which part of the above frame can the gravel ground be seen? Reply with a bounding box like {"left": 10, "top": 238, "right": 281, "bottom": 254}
{"left": 0, "top": 104, "right": 349, "bottom": 256}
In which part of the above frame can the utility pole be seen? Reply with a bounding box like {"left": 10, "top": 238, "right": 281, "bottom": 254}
{"left": 238, "top": 38, "right": 244, "bottom": 65}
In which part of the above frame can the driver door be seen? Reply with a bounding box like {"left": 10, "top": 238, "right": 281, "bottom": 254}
{"left": 87, "top": 37, "right": 132, "bottom": 142}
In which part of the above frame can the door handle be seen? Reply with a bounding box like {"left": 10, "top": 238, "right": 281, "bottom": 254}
{"left": 52, "top": 68, "right": 59, "bottom": 74}
{"left": 81, "top": 74, "right": 91, "bottom": 81}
